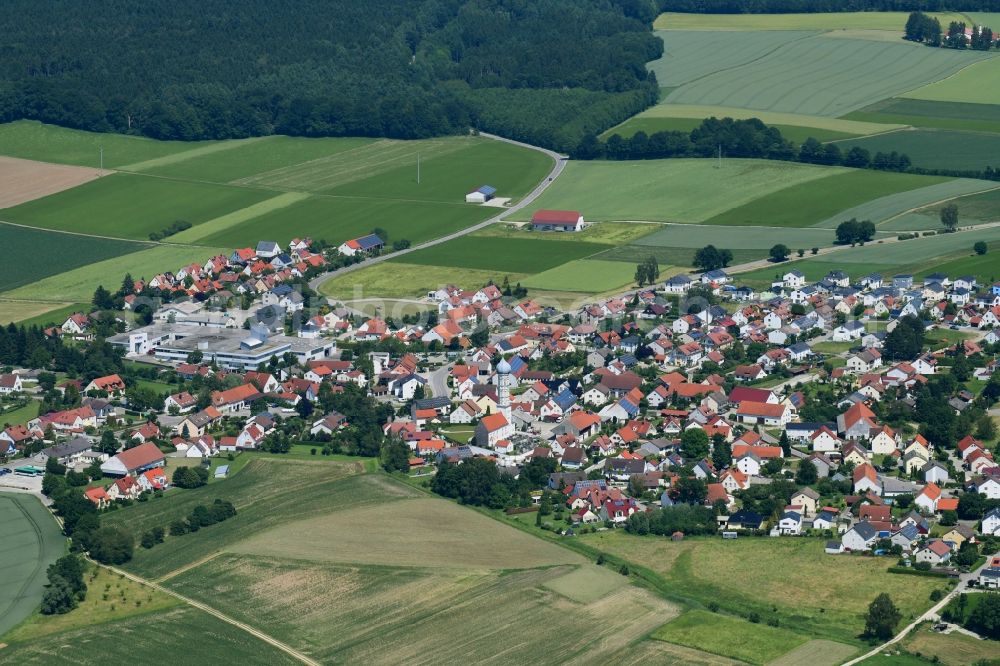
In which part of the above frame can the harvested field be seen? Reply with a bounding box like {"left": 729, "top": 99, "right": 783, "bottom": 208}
{"left": 602, "top": 640, "right": 742, "bottom": 666}
{"left": 542, "top": 564, "right": 628, "bottom": 603}
{"left": 229, "top": 496, "right": 583, "bottom": 570}
{"left": 168, "top": 555, "right": 679, "bottom": 665}
{"left": 0, "top": 300, "right": 73, "bottom": 326}
{"left": 0, "top": 606, "right": 301, "bottom": 665}
{"left": 0, "top": 156, "right": 102, "bottom": 208}
{"left": 509, "top": 159, "right": 840, "bottom": 224}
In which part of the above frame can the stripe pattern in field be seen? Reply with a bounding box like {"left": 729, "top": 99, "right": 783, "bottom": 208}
{"left": 168, "top": 192, "right": 310, "bottom": 243}
{"left": 120, "top": 137, "right": 267, "bottom": 172}
{"left": 663, "top": 33, "right": 996, "bottom": 117}
{"left": 231, "top": 138, "right": 471, "bottom": 192}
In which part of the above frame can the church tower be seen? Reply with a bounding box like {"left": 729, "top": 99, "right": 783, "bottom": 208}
{"left": 496, "top": 357, "right": 512, "bottom": 423}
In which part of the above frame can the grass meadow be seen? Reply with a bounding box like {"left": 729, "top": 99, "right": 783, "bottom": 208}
{"left": 1, "top": 173, "right": 272, "bottom": 240}
{"left": 836, "top": 129, "right": 1000, "bottom": 171}
{"left": 924, "top": 186, "right": 1000, "bottom": 221}
{"left": 396, "top": 236, "right": 606, "bottom": 273}
{"left": 510, "top": 159, "right": 840, "bottom": 223}
{"left": 0, "top": 301, "right": 74, "bottom": 327}
{"left": 0, "top": 224, "right": 147, "bottom": 292}
{"left": 703, "top": 170, "right": 950, "bottom": 227}
{"left": 0, "top": 494, "right": 66, "bottom": 638}
{"left": 904, "top": 56, "right": 1000, "bottom": 105}
{"left": 652, "top": 610, "right": 811, "bottom": 665}
{"left": 846, "top": 98, "right": 1000, "bottom": 134}
{"left": 632, "top": 224, "right": 837, "bottom": 249}
{"left": 521, "top": 259, "right": 638, "bottom": 292}
{"left": 320, "top": 263, "right": 524, "bottom": 300}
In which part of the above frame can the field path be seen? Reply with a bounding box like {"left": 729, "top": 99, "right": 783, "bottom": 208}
{"left": 310, "top": 132, "right": 567, "bottom": 295}
{"left": 120, "top": 137, "right": 266, "bottom": 172}
{"left": 101, "top": 562, "right": 322, "bottom": 666}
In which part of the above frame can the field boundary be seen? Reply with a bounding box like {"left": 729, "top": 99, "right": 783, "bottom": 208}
{"left": 878, "top": 183, "right": 1000, "bottom": 228}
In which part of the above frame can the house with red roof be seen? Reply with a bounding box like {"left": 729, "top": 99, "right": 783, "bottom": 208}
{"left": 83, "top": 486, "right": 110, "bottom": 508}
{"left": 211, "top": 384, "right": 263, "bottom": 413}
{"left": 530, "top": 209, "right": 585, "bottom": 232}
{"left": 85, "top": 373, "right": 126, "bottom": 397}
{"left": 100, "top": 442, "right": 165, "bottom": 477}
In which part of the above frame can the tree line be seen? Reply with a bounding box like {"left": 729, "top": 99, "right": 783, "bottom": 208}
{"left": 1, "top": 0, "right": 662, "bottom": 153}
{"left": 906, "top": 12, "right": 995, "bottom": 49}
{"left": 659, "top": 1, "right": 1000, "bottom": 12}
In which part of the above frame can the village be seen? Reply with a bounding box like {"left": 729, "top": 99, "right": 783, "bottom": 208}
{"left": 2, "top": 221, "right": 1000, "bottom": 604}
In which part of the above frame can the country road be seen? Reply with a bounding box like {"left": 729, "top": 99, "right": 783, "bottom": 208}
{"left": 308, "top": 132, "right": 567, "bottom": 295}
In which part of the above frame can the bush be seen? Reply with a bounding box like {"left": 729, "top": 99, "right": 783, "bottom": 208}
{"left": 748, "top": 612, "right": 761, "bottom": 624}
{"left": 89, "top": 526, "right": 134, "bottom": 565}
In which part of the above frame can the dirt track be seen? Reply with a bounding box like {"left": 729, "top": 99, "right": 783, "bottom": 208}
{"left": 0, "top": 156, "right": 102, "bottom": 208}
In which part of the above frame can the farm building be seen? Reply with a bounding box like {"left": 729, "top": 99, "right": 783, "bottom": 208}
{"left": 338, "top": 233, "right": 385, "bottom": 257}
{"left": 465, "top": 185, "right": 497, "bottom": 204}
{"left": 100, "top": 442, "right": 166, "bottom": 477}
{"left": 531, "top": 209, "right": 585, "bottom": 232}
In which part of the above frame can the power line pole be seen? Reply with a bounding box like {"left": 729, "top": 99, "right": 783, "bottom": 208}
{"left": 100, "top": 146, "right": 104, "bottom": 173}
{"left": 417, "top": 152, "right": 421, "bottom": 185}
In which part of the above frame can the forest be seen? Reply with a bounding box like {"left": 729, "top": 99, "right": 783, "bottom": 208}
{"left": 0, "top": 0, "right": 662, "bottom": 152}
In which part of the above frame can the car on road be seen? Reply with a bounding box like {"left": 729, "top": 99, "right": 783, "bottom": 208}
{"left": 0, "top": 468, "right": 10, "bottom": 476}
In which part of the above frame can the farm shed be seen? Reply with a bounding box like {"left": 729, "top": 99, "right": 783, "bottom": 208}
{"left": 465, "top": 185, "right": 496, "bottom": 203}
{"left": 531, "top": 209, "right": 585, "bottom": 232}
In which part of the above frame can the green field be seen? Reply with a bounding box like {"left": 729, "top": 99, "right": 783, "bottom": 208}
{"left": 395, "top": 236, "right": 605, "bottom": 273}
{"left": 319, "top": 263, "right": 524, "bottom": 301}
{"left": 0, "top": 494, "right": 66, "bottom": 637}
{"left": 1, "top": 244, "right": 229, "bottom": 302}
{"left": 653, "top": 610, "right": 810, "bottom": 665}
{"left": 475, "top": 221, "right": 660, "bottom": 245}
{"left": 704, "top": 170, "right": 950, "bottom": 227}
{"left": 521, "top": 259, "right": 638, "bottom": 292}
{"left": 195, "top": 194, "right": 493, "bottom": 249}
{"left": 0, "top": 301, "right": 74, "bottom": 327}
{"left": 0, "top": 606, "right": 301, "bottom": 665}
{"left": 0, "top": 401, "right": 41, "bottom": 427}
{"left": 924, "top": 187, "right": 1000, "bottom": 222}
{"left": 6, "top": 302, "right": 87, "bottom": 328}
{"left": 632, "top": 224, "right": 838, "bottom": 249}
{"left": 904, "top": 57, "right": 1000, "bottom": 105}
{"left": 846, "top": 98, "right": 1000, "bottom": 134}
{"left": 0, "top": 224, "right": 147, "bottom": 292}
{"left": 837, "top": 129, "right": 1000, "bottom": 171}
{"left": 2, "top": 173, "right": 272, "bottom": 240}
{"left": 595, "top": 245, "right": 768, "bottom": 268}
{"left": 812, "top": 178, "right": 998, "bottom": 229}
{"left": 654, "top": 11, "right": 968, "bottom": 31}
{"left": 626, "top": 104, "right": 901, "bottom": 137}
{"left": 662, "top": 33, "right": 994, "bottom": 117}
{"left": 605, "top": 115, "right": 859, "bottom": 144}
{"left": 0, "top": 120, "right": 216, "bottom": 168}
{"left": 510, "top": 159, "right": 841, "bottom": 224}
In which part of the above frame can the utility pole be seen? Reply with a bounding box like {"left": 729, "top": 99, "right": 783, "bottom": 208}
{"left": 417, "top": 152, "right": 421, "bottom": 185}
{"left": 100, "top": 146, "right": 104, "bottom": 173}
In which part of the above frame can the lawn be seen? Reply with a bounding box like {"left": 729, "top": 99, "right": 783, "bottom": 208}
{"left": 0, "top": 120, "right": 216, "bottom": 169}
{"left": 0, "top": 300, "right": 74, "bottom": 326}
{"left": 509, "top": 159, "right": 841, "bottom": 224}
{"left": 652, "top": 610, "right": 809, "bottom": 665}
{"left": 4, "top": 564, "right": 181, "bottom": 642}
{"left": 2, "top": 244, "right": 230, "bottom": 302}
{"left": 0, "top": 606, "right": 301, "bottom": 665}
{"left": 195, "top": 194, "right": 493, "bottom": 249}
{"left": 1, "top": 172, "right": 274, "bottom": 240}
{"left": 662, "top": 33, "right": 993, "bottom": 117}
{"left": 654, "top": 11, "right": 967, "bottom": 31}
{"left": 0, "top": 401, "right": 41, "bottom": 427}
{"left": 139, "top": 135, "right": 375, "bottom": 182}
{"left": 521, "top": 259, "right": 638, "bottom": 292}
{"left": 704, "top": 170, "right": 951, "bottom": 227}
{"left": 579, "top": 532, "right": 942, "bottom": 641}
{"left": 396, "top": 236, "right": 605, "bottom": 273}
{"left": 836, "top": 129, "right": 1000, "bottom": 171}
{"left": 904, "top": 56, "right": 1000, "bottom": 106}
{"left": 812, "top": 178, "right": 996, "bottom": 229}
{"left": 846, "top": 98, "right": 1000, "bottom": 134}
{"left": 319, "top": 262, "right": 526, "bottom": 301}
{"left": 0, "top": 224, "right": 147, "bottom": 292}
{"left": 0, "top": 493, "right": 67, "bottom": 637}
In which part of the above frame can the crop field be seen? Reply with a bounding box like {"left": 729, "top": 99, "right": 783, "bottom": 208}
{"left": 836, "top": 129, "right": 1000, "bottom": 171}
{"left": 0, "top": 605, "right": 301, "bottom": 665}
{"left": 595, "top": 245, "right": 768, "bottom": 268}
{"left": 0, "top": 120, "right": 216, "bottom": 169}
{"left": 846, "top": 97, "right": 1000, "bottom": 134}
{"left": 195, "top": 194, "right": 493, "bottom": 249}
{"left": 1, "top": 244, "right": 229, "bottom": 303}
{"left": 705, "top": 170, "right": 948, "bottom": 227}
{"left": 396, "top": 236, "right": 605, "bottom": 273}
{"left": 0, "top": 494, "right": 66, "bottom": 638}
{"left": 654, "top": 11, "right": 967, "bottom": 31}
{"left": 912, "top": 244, "right": 1000, "bottom": 284}
{"left": 633, "top": 224, "right": 838, "bottom": 249}
{"left": 510, "top": 159, "right": 840, "bottom": 224}
{"left": 925, "top": 187, "right": 1000, "bottom": 221}
{"left": 229, "top": 496, "right": 581, "bottom": 569}
{"left": 580, "top": 532, "right": 940, "bottom": 642}
{"left": 520, "top": 259, "right": 638, "bottom": 292}
{"left": 320, "top": 263, "right": 524, "bottom": 301}
{"left": 0, "top": 224, "right": 147, "bottom": 293}
{"left": 0, "top": 300, "right": 73, "bottom": 326}
{"left": 166, "top": 192, "right": 310, "bottom": 243}
{"left": 812, "top": 178, "right": 997, "bottom": 229}
{"left": 662, "top": 35, "right": 992, "bottom": 117}
{"left": 136, "top": 136, "right": 373, "bottom": 181}
{"left": 767, "top": 640, "right": 860, "bottom": 666}
{"left": 9, "top": 302, "right": 86, "bottom": 328}
{"left": 1, "top": 172, "right": 272, "bottom": 240}
{"left": 653, "top": 610, "right": 811, "bottom": 665}
{"left": 0, "top": 157, "right": 103, "bottom": 208}
{"left": 904, "top": 57, "right": 1000, "bottom": 105}
{"left": 476, "top": 221, "right": 661, "bottom": 245}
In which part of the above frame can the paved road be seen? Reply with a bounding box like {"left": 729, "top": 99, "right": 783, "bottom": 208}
{"left": 841, "top": 560, "right": 989, "bottom": 666}
{"left": 309, "top": 132, "right": 567, "bottom": 296}
{"left": 428, "top": 364, "right": 451, "bottom": 399}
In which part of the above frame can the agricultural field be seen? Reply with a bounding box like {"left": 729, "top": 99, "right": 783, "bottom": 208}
{"left": 652, "top": 610, "right": 812, "bottom": 665}
{"left": 704, "top": 170, "right": 949, "bottom": 227}
{"left": 846, "top": 98, "right": 1000, "bottom": 134}
{"left": 0, "top": 157, "right": 102, "bottom": 208}
{"left": 1, "top": 244, "right": 229, "bottom": 303}
{"left": 510, "top": 159, "right": 842, "bottom": 224}
{"left": 0, "top": 224, "right": 147, "bottom": 293}
{"left": 319, "top": 263, "right": 523, "bottom": 301}
{"left": 836, "top": 129, "right": 1000, "bottom": 171}
{"left": 11, "top": 303, "right": 87, "bottom": 328}
{"left": 595, "top": 245, "right": 768, "bottom": 269}
{"left": 0, "top": 606, "right": 302, "bottom": 665}
{"left": 903, "top": 57, "right": 1000, "bottom": 106}
{"left": 520, "top": 259, "right": 638, "bottom": 292}
{"left": 0, "top": 172, "right": 273, "bottom": 240}
{"left": 654, "top": 11, "right": 968, "bottom": 31}
{"left": 396, "top": 236, "right": 606, "bottom": 273}
{"left": 632, "top": 224, "right": 838, "bottom": 250}
{"left": 923, "top": 186, "right": 1000, "bottom": 222}
{"left": 605, "top": 115, "right": 861, "bottom": 144}
{"left": 580, "top": 531, "right": 940, "bottom": 642}
{"left": 0, "top": 494, "right": 66, "bottom": 638}
{"left": 0, "top": 300, "right": 74, "bottom": 326}
{"left": 899, "top": 624, "right": 1000, "bottom": 666}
